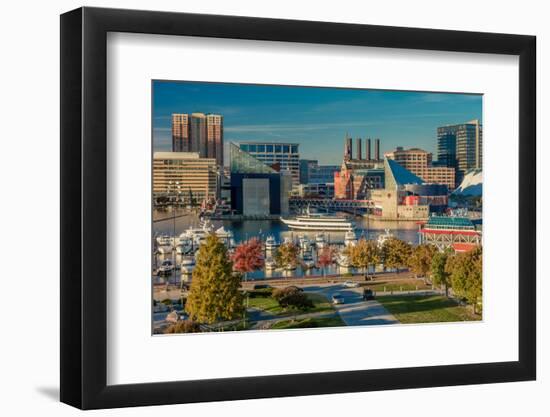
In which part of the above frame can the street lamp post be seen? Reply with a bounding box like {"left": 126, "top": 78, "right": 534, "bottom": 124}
{"left": 168, "top": 181, "right": 181, "bottom": 287}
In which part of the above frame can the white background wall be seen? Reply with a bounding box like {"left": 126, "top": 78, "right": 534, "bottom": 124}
{"left": 0, "top": 0, "right": 546, "bottom": 415}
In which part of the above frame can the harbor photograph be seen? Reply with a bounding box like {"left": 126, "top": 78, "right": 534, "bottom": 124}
{"left": 151, "top": 81, "right": 483, "bottom": 334}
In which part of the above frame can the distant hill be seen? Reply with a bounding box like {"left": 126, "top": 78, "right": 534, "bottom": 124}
{"left": 453, "top": 169, "right": 482, "bottom": 196}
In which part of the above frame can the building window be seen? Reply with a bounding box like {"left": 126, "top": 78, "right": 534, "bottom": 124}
{"left": 248, "top": 144, "right": 257, "bottom": 152}
{"left": 240, "top": 144, "right": 249, "bottom": 152}
{"left": 266, "top": 144, "right": 274, "bottom": 153}
{"left": 275, "top": 145, "right": 282, "bottom": 153}
{"left": 257, "top": 144, "right": 265, "bottom": 153}
{"left": 283, "top": 145, "right": 290, "bottom": 153}
{"left": 291, "top": 145, "right": 298, "bottom": 153}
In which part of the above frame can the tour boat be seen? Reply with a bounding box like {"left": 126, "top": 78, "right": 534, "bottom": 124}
{"left": 281, "top": 212, "right": 355, "bottom": 231}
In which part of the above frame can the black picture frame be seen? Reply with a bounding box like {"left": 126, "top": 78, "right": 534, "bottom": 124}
{"left": 60, "top": 6, "right": 536, "bottom": 410}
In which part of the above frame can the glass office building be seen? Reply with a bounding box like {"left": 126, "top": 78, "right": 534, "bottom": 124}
{"left": 238, "top": 142, "right": 300, "bottom": 186}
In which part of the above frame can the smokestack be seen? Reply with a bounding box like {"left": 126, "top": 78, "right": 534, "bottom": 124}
{"left": 375, "top": 138, "right": 380, "bottom": 161}
{"left": 366, "top": 138, "right": 371, "bottom": 160}
{"left": 344, "top": 135, "right": 353, "bottom": 161}
{"left": 356, "top": 138, "right": 362, "bottom": 160}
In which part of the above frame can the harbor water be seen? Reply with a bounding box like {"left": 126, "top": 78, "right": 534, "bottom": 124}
{"left": 153, "top": 208, "right": 421, "bottom": 281}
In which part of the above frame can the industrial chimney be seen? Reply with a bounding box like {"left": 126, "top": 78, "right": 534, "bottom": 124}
{"left": 344, "top": 135, "right": 353, "bottom": 161}
{"left": 366, "top": 138, "right": 371, "bottom": 160}
{"left": 356, "top": 138, "right": 362, "bottom": 160}
{"left": 375, "top": 138, "right": 380, "bottom": 161}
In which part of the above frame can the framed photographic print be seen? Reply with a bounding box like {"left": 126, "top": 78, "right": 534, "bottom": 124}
{"left": 60, "top": 6, "right": 536, "bottom": 410}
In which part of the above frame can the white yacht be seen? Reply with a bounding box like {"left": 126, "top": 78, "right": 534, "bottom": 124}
{"left": 336, "top": 253, "right": 352, "bottom": 268}
{"left": 298, "top": 235, "right": 312, "bottom": 251}
{"left": 265, "top": 235, "right": 279, "bottom": 251}
{"left": 214, "top": 226, "right": 234, "bottom": 247}
{"left": 315, "top": 233, "right": 327, "bottom": 248}
{"left": 344, "top": 229, "right": 357, "bottom": 246}
{"left": 156, "top": 234, "right": 173, "bottom": 247}
{"left": 180, "top": 256, "right": 196, "bottom": 274}
{"left": 301, "top": 252, "right": 315, "bottom": 269}
{"left": 158, "top": 259, "right": 175, "bottom": 274}
{"left": 176, "top": 237, "right": 193, "bottom": 254}
{"left": 281, "top": 212, "right": 355, "bottom": 231}
{"left": 265, "top": 258, "right": 277, "bottom": 270}
{"left": 377, "top": 229, "right": 394, "bottom": 248}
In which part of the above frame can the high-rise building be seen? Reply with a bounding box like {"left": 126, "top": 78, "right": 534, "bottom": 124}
{"left": 172, "top": 114, "right": 190, "bottom": 152}
{"left": 153, "top": 152, "right": 219, "bottom": 201}
{"left": 190, "top": 113, "right": 207, "bottom": 157}
{"left": 206, "top": 114, "right": 223, "bottom": 166}
{"left": 171, "top": 113, "right": 224, "bottom": 165}
{"left": 437, "top": 120, "right": 482, "bottom": 183}
{"left": 299, "top": 159, "right": 317, "bottom": 184}
{"left": 237, "top": 142, "right": 300, "bottom": 186}
{"left": 356, "top": 138, "right": 362, "bottom": 160}
{"left": 385, "top": 147, "right": 455, "bottom": 189}
{"left": 374, "top": 138, "right": 380, "bottom": 161}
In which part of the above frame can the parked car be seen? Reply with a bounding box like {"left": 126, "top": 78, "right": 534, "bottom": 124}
{"left": 343, "top": 281, "right": 360, "bottom": 288}
{"left": 332, "top": 294, "right": 345, "bottom": 305}
{"left": 363, "top": 288, "right": 375, "bottom": 301}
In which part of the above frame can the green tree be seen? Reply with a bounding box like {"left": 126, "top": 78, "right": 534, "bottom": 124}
{"left": 382, "top": 238, "right": 412, "bottom": 273}
{"left": 431, "top": 249, "right": 452, "bottom": 296}
{"left": 275, "top": 242, "right": 300, "bottom": 270}
{"left": 409, "top": 244, "right": 437, "bottom": 278}
{"left": 272, "top": 286, "right": 313, "bottom": 310}
{"left": 164, "top": 320, "right": 201, "bottom": 334}
{"left": 348, "top": 239, "right": 380, "bottom": 280}
{"left": 185, "top": 234, "right": 244, "bottom": 324}
{"left": 448, "top": 247, "right": 482, "bottom": 314}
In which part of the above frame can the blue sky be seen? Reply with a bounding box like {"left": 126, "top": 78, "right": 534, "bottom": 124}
{"left": 152, "top": 81, "right": 482, "bottom": 165}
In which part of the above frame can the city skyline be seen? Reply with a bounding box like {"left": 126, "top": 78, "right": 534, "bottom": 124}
{"left": 153, "top": 80, "right": 483, "bottom": 165}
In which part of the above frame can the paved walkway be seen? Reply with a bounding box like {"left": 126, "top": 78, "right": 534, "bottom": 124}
{"left": 302, "top": 284, "right": 399, "bottom": 326}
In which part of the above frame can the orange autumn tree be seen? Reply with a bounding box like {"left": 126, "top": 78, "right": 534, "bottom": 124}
{"left": 317, "top": 246, "right": 336, "bottom": 276}
{"left": 231, "top": 238, "right": 264, "bottom": 281}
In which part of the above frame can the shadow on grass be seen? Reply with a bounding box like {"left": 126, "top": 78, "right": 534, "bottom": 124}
{"left": 377, "top": 295, "right": 479, "bottom": 319}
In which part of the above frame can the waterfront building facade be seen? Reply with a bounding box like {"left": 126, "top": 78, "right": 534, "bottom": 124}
{"left": 419, "top": 215, "right": 482, "bottom": 251}
{"left": 295, "top": 182, "right": 335, "bottom": 199}
{"left": 385, "top": 147, "right": 456, "bottom": 189}
{"left": 237, "top": 141, "right": 300, "bottom": 186}
{"left": 171, "top": 113, "right": 224, "bottom": 165}
{"left": 229, "top": 144, "right": 290, "bottom": 215}
{"left": 153, "top": 152, "right": 219, "bottom": 201}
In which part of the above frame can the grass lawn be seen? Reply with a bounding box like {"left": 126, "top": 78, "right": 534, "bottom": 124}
{"left": 246, "top": 290, "right": 333, "bottom": 316}
{"left": 377, "top": 295, "right": 481, "bottom": 324}
{"left": 270, "top": 315, "right": 345, "bottom": 329}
